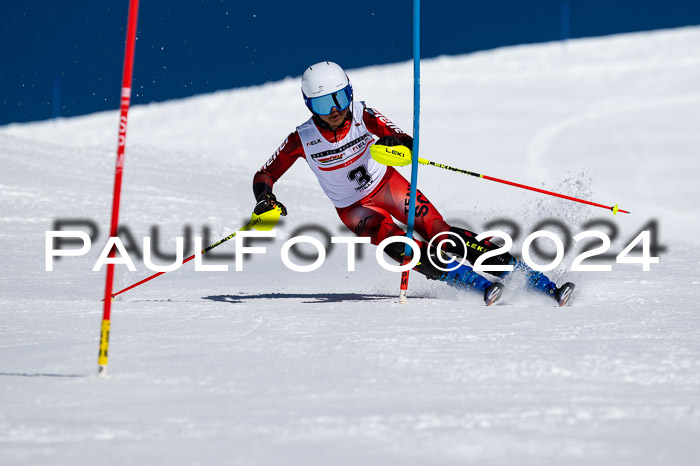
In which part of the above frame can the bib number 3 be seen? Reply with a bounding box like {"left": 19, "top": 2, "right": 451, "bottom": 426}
{"left": 348, "top": 165, "right": 372, "bottom": 188}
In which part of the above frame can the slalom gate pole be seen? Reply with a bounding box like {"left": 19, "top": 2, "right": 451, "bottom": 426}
{"left": 108, "top": 207, "right": 283, "bottom": 300}
{"left": 98, "top": 0, "right": 140, "bottom": 377}
{"left": 399, "top": 0, "right": 421, "bottom": 304}
{"left": 369, "top": 144, "right": 630, "bottom": 215}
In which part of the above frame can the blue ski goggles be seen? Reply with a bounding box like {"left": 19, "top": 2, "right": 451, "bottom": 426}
{"left": 304, "top": 84, "right": 353, "bottom": 115}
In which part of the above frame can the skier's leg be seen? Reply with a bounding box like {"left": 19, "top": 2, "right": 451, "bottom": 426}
{"left": 443, "top": 226, "right": 574, "bottom": 305}
{"left": 337, "top": 201, "right": 503, "bottom": 305}
{"left": 381, "top": 241, "right": 504, "bottom": 306}
{"left": 366, "top": 167, "right": 451, "bottom": 241}
{"left": 336, "top": 203, "right": 405, "bottom": 245}
{"left": 343, "top": 168, "right": 570, "bottom": 305}
{"left": 349, "top": 169, "right": 504, "bottom": 297}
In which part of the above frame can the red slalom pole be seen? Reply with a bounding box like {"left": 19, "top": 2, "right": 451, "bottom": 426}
{"left": 99, "top": 0, "right": 140, "bottom": 377}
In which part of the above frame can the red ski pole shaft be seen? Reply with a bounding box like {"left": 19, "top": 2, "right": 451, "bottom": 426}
{"left": 481, "top": 174, "right": 630, "bottom": 214}
{"left": 426, "top": 160, "right": 630, "bottom": 215}
{"left": 108, "top": 206, "right": 283, "bottom": 300}
{"left": 99, "top": 0, "right": 140, "bottom": 377}
{"left": 110, "top": 228, "right": 239, "bottom": 299}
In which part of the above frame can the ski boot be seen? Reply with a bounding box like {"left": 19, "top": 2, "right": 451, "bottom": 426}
{"left": 439, "top": 261, "right": 504, "bottom": 306}
{"left": 555, "top": 282, "right": 575, "bottom": 307}
{"left": 484, "top": 282, "right": 505, "bottom": 306}
{"left": 511, "top": 259, "right": 575, "bottom": 307}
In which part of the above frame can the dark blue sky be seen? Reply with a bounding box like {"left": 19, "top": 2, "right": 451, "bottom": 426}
{"left": 3, "top": 1, "right": 699, "bottom": 126}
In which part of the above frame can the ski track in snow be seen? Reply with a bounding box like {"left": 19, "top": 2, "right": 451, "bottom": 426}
{"left": 1, "top": 27, "right": 700, "bottom": 465}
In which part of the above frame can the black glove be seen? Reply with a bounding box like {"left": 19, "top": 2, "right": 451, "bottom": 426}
{"left": 254, "top": 192, "right": 287, "bottom": 216}
{"left": 375, "top": 136, "right": 403, "bottom": 147}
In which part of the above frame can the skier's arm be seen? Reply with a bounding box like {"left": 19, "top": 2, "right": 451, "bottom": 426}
{"left": 252, "top": 132, "right": 304, "bottom": 215}
{"left": 363, "top": 107, "right": 413, "bottom": 149}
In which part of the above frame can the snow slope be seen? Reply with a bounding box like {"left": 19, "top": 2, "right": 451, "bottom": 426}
{"left": 1, "top": 27, "right": 699, "bottom": 465}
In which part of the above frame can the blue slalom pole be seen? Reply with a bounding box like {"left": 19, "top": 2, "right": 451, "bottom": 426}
{"left": 561, "top": 1, "right": 570, "bottom": 43}
{"left": 52, "top": 77, "right": 61, "bottom": 120}
{"left": 399, "top": 0, "right": 421, "bottom": 303}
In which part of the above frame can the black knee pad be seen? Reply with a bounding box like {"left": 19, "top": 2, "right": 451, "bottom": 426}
{"left": 383, "top": 241, "right": 445, "bottom": 281}
{"left": 445, "top": 227, "right": 513, "bottom": 277}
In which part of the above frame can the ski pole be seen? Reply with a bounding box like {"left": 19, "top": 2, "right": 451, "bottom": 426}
{"left": 370, "top": 144, "right": 630, "bottom": 215}
{"left": 108, "top": 206, "right": 283, "bottom": 299}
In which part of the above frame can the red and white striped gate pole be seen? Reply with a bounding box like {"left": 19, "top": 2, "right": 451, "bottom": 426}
{"left": 99, "top": 0, "right": 140, "bottom": 377}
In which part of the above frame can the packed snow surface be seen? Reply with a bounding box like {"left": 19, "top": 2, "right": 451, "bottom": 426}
{"left": 1, "top": 27, "right": 699, "bottom": 465}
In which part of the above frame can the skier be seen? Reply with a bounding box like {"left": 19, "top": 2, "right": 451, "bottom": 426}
{"left": 252, "top": 61, "right": 574, "bottom": 306}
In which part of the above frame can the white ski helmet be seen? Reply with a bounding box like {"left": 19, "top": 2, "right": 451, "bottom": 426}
{"left": 301, "top": 61, "right": 353, "bottom": 115}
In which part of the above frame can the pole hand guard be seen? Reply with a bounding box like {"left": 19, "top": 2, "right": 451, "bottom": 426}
{"left": 370, "top": 144, "right": 428, "bottom": 167}
{"left": 250, "top": 204, "right": 284, "bottom": 232}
